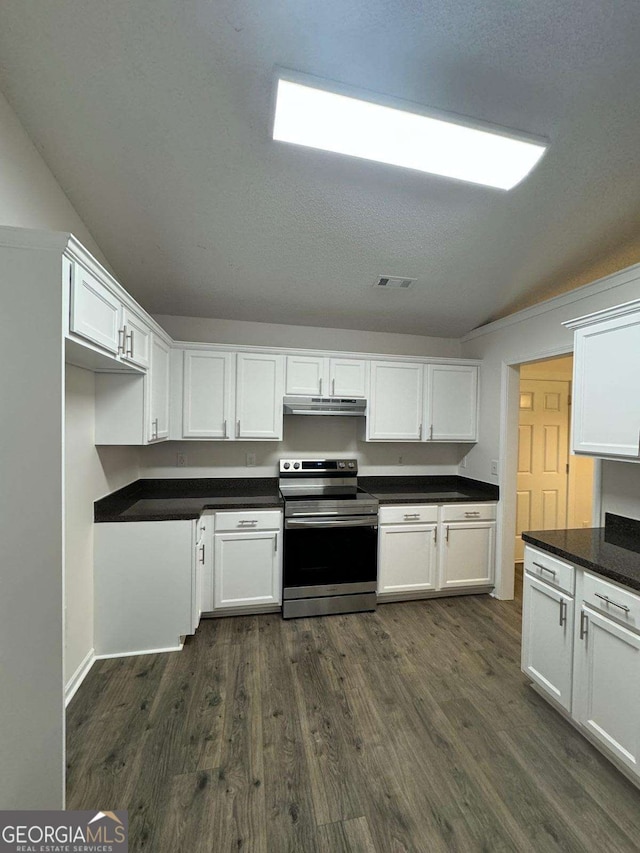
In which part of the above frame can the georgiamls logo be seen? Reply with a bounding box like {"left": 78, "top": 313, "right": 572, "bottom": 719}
{"left": 0, "top": 809, "right": 128, "bottom": 851}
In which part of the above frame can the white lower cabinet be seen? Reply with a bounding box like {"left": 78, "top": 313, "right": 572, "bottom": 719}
{"left": 523, "top": 547, "right": 640, "bottom": 785}
{"left": 195, "top": 512, "right": 214, "bottom": 621}
{"left": 378, "top": 524, "right": 438, "bottom": 594}
{"left": 574, "top": 605, "right": 640, "bottom": 776}
{"left": 438, "top": 521, "right": 495, "bottom": 589}
{"left": 213, "top": 510, "right": 282, "bottom": 611}
{"left": 377, "top": 503, "right": 496, "bottom": 597}
{"left": 521, "top": 573, "right": 574, "bottom": 711}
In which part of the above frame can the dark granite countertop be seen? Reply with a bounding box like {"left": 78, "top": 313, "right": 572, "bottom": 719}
{"left": 359, "top": 475, "right": 499, "bottom": 505}
{"left": 95, "top": 478, "right": 283, "bottom": 522}
{"left": 522, "top": 514, "right": 640, "bottom": 592}
{"left": 95, "top": 475, "right": 498, "bottom": 523}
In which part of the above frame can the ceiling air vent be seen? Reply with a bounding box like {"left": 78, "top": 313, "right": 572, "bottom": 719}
{"left": 374, "top": 275, "right": 416, "bottom": 289}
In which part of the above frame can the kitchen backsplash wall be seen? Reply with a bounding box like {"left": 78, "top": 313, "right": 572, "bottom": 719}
{"left": 139, "top": 415, "right": 468, "bottom": 477}
{"left": 600, "top": 460, "right": 640, "bottom": 523}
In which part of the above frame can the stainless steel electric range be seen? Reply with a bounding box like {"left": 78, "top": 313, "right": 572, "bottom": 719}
{"left": 279, "top": 458, "right": 379, "bottom": 619}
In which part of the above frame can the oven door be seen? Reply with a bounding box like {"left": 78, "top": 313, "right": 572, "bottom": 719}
{"left": 283, "top": 515, "right": 378, "bottom": 598}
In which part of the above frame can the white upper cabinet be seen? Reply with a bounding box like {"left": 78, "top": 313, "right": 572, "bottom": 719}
{"left": 367, "top": 361, "right": 424, "bottom": 440}
{"left": 183, "top": 351, "right": 234, "bottom": 439}
{"left": 427, "top": 364, "right": 478, "bottom": 442}
{"left": 330, "top": 358, "right": 367, "bottom": 397}
{"left": 235, "top": 352, "right": 284, "bottom": 439}
{"left": 285, "top": 355, "right": 367, "bottom": 398}
{"left": 285, "top": 355, "right": 327, "bottom": 395}
{"left": 121, "top": 308, "right": 151, "bottom": 370}
{"left": 149, "top": 335, "right": 170, "bottom": 441}
{"left": 69, "top": 263, "right": 122, "bottom": 355}
{"left": 565, "top": 304, "right": 640, "bottom": 458}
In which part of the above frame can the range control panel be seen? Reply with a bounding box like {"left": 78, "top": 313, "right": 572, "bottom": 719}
{"left": 279, "top": 458, "right": 358, "bottom": 474}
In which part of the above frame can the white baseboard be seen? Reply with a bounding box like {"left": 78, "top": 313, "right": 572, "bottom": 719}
{"left": 94, "top": 643, "right": 183, "bottom": 661}
{"left": 65, "top": 648, "right": 95, "bottom": 707}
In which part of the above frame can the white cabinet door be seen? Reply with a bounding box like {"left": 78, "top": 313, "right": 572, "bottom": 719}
{"left": 521, "top": 573, "right": 574, "bottom": 711}
{"left": 367, "top": 361, "right": 423, "bottom": 440}
{"left": 574, "top": 606, "right": 640, "bottom": 776}
{"left": 285, "top": 355, "right": 327, "bottom": 395}
{"left": 438, "top": 521, "right": 495, "bottom": 589}
{"left": 214, "top": 530, "right": 281, "bottom": 609}
{"left": 121, "top": 308, "right": 150, "bottom": 370}
{"left": 183, "top": 351, "right": 234, "bottom": 439}
{"left": 572, "top": 314, "right": 640, "bottom": 457}
{"left": 329, "top": 358, "right": 367, "bottom": 398}
{"left": 427, "top": 364, "right": 478, "bottom": 441}
{"left": 378, "top": 524, "right": 438, "bottom": 594}
{"left": 149, "top": 336, "right": 170, "bottom": 441}
{"left": 69, "top": 263, "right": 122, "bottom": 354}
{"left": 236, "top": 352, "right": 284, "bottom": 439}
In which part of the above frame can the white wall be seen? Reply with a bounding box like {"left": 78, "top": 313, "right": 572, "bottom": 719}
{"left": 64, "top": 367, "right": 138, "bottom": 689}
{"left": 461, "top": 263, "right": 640, "bottom": 597}
{"left": 140, "top": 416, "right": 467, "bottom": 478}
{"left": 0, "top": 89, "right": 105, "bottom": 262}
{"left": 154, "top": 314, "right": 461, "bottom": 358}
{"left": 600, "top": 460, "right": 640, "bottom": 523}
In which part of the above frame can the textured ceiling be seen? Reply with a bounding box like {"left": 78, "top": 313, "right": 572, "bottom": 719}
{"left": 1, "top": 1, "right": 640, "bottom": 337}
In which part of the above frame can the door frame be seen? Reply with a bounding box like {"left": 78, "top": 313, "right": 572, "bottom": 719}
{"left": 495, "top": 350, "right": 601, "bottom": 600}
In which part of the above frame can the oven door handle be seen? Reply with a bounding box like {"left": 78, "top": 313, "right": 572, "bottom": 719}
{"left": 285, "top": 517, "right": 378, "bottom": 529}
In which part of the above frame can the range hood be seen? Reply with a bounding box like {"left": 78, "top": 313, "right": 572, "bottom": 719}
{"left": 283, "top": 395, "right": 367, "bottom": 416}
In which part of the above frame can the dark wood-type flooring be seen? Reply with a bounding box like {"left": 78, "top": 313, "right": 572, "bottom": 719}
{"left": 67, "top": 592, "right": 640, "bottom": 852}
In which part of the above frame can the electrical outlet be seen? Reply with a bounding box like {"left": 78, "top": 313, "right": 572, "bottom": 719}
{"left": 398, "top": 454, "right": 403, "bottom": 465}
{"left": 246, "top": 452, "right": 256, "bottom": 467}
{"left": 490, "top": 459, "right": 499, "bottom": 477}
{"left": 460, "top": 454, "right": 467, "bottom": 469}
{"left": 176, "top": 452, "right": 187, "bottom": 468}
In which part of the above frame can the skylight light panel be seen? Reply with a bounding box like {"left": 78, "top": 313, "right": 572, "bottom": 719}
{"left": 273, "top": 74, "right": 547, "bottom": 190}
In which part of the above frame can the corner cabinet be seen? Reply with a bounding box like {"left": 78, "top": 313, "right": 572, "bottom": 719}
{"left": 565, "top": 302, "right": 640, "bottom": 458}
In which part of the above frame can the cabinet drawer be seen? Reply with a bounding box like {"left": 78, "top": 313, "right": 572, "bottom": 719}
{"left": 214, "top": 510, "right": 281, "bottom": 532}
{"left": 583, "top": 572, "right": 640, "bottom": 632}
{"left": 379, "top": 504, "right": 438, "bottom": 525}
{"left": 441, "top": 502, "right": 497, "bottom": 522}
{"left": 524, "top": 546, "right": 575, "bottom": 595}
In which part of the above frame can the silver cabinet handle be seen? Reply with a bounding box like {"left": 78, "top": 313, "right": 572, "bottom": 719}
{"left": 433, "top": 526, "right": 437, "bottom": 545}
{"left": 236, "top": 419, "right": 240, "bottom": 438}
{"left": 419, "top": 423, "right": 423, "bottom": 440}
{"left": 152, "top": 418, "right": 159, "bottom": 440}
{"left": 580, "top": 611, "right": 588, "bottom": 640}
{"left": 332, "top": 378, "right": 335, "bottom": 395}
{"left": 126, "top": 329, "right": 134, "bottom": 359}
{"left": 223, "top": 419, "right": 228, "bottom": 438}
{"left": 594, "top": 592, "right": 630, "bottom": 613}
{"left": 274, "top": 532, "right": 278, "bottom": 552}
{"left": 445, "top": 524, "right": 450, "bottom": 543}
{"left": 238, "top": 519, "right": 258, "bottom": 525}
{"left": 404, "top": 513, "right": 420, "bottom": 520}
{"left": 319, "top": 377, "right": 323, "bottom": 395}
{"left": 430, "top": 424, "right": 434, "bottom": 440}
{"left": 118, "top": 327, "right": 126, "bottom": 355}
{"left": 200, "top": 543, "right": 205, "bottom": 564}
{"left": 464, "top": 511, "right": 480, "bottom": 518}
{"left": 533, "top": 561, "right": 556, "bottom": 578}
{"left": 559, "top": 599, "right": 567, "bottom": 627}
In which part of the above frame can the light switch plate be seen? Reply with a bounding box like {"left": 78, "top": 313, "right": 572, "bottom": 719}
{"left": 490, "top": 459, "right": 498, "bottom": 476}
{"left": 246, "top": 452, "right": 256, "bottom": 467}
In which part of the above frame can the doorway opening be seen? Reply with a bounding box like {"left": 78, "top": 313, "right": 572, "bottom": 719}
{"left": 513, "top": 354, "right": 594, "bottom": 603}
